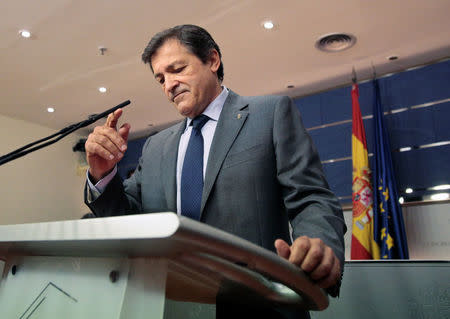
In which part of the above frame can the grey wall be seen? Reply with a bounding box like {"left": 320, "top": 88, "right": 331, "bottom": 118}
{"left": 0, "top": 114, "right": 86, "bottom": 224}
{"left": 163, "top": 261, "right": 449, "bottom": 319}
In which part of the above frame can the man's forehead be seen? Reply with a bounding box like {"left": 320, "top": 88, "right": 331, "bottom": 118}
{"left": 153, "top": 39, "right": 191, "bottom": 60}
{"left": 151, "top": 39, "right": 191, "bottom": 70}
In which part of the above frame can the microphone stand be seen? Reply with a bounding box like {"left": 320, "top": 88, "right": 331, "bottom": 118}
{"left": 0, "top": 100, "right": 131, "bottom": 166}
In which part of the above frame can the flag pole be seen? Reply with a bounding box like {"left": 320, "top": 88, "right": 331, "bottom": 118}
{"left": 371, "top": 62, "right": 377, "bottom": 80}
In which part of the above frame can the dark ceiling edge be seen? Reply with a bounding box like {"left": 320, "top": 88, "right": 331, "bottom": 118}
{"left": 280, "top": 54, "right": 450, "bottom": 101}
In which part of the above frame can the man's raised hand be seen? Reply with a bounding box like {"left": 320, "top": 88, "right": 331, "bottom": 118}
{"left": 85, "top": 108, "right": 130, "bottom": 182}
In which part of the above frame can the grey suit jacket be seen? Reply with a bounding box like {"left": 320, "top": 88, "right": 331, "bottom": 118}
{"left": 86, "top": 90, "right": 346, "bottom": 292}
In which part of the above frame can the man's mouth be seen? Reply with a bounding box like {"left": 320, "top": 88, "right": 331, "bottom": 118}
{"left": 172, "top": 90, "right": 187, "bottom": 102}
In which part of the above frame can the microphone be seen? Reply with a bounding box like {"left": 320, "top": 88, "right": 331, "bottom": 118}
{"left": 71, "top": 100, "right": 131, "bottom": 132}
{"left": 88, "top": 100, "right": 131, "bottom": 122}
{"left": 0, "top": 100, "right": 131, "bottom": 166}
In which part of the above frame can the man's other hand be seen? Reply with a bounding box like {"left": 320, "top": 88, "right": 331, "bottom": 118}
{"left": 85, "top": 108, "right": 130, "bottom": 183}
{"left": 275, "top": 236, "right": 340, "bottom": 289}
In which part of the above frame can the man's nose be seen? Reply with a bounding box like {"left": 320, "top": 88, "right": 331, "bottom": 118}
{"left": 165, "top": 75, "right": 179, "bottom": 95}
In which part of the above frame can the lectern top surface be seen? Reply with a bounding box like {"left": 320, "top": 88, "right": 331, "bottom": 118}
{"left": 0, "top": 213, "right": 180, "bottom": 242}
{"left": 0, "top": 212, "right": 329, "bottom": 311}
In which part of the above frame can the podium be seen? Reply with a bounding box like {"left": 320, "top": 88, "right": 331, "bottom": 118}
{"left": 0, "top": 213, "right": 328, "bottom": 318}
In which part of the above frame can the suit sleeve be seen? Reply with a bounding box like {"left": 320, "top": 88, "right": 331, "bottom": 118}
{"left": 273, "top": 96, "right": 347, "bottom": 296}
{"left": 84, "top": 138, "right": 152, "bottom": 217}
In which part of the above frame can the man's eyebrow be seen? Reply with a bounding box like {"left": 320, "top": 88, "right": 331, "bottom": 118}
{"left": 154, "top": 60, "right": 185, "bottom": 79}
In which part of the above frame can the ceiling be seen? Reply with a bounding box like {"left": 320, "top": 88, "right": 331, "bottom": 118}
{"left": 1, "top": 0, "right": 450, "bottom": 139}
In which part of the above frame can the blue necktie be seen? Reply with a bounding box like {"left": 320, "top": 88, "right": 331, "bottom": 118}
{"left": 181, "top": 114, "right": 210, "bottom": 220}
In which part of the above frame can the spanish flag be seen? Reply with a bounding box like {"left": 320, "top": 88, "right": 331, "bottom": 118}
{"left": 351, "top": 81, "right": 380, "bottom": 259}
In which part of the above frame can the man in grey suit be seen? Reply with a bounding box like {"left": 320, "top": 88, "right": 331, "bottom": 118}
{"left": 85, "top": 24, "right": 346, "bottom": 318}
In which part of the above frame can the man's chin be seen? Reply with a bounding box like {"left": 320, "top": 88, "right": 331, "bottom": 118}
{"left": 176, "top": 104, "right": 194, "bottom": 118}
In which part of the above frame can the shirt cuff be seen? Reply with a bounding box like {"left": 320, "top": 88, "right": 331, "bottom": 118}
{"left": 86, "top": 166, "right": 118, "bottom": 197}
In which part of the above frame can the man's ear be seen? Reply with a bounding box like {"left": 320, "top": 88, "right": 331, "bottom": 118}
{"left": 208, "top": 49, "right": 221, "bottom": 73}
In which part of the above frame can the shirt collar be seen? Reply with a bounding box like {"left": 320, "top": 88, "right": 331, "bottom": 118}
{"left": 185, "top": 86, "right": 229, "bottom": 129}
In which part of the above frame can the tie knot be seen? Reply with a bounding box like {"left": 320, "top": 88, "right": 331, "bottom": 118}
{"left": 191, "top": 114, "right": 210, "bottom": 131}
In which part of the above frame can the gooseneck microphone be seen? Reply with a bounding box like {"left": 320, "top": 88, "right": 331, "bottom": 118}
{"left": 0, "top": 100, "right": 131, "bottom": 166}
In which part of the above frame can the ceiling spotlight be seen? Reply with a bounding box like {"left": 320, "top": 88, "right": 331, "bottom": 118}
{"left": 98, "top": 87, "right": 107, "bottom": 93}
{"left": 398, "top": 197, "right": 404, "bottom": 204}
{"left": 47, "top": 107, "right": 55, "bottom": 113}
{"left": 19, "top": 30, "right": 31, "bottom": 38}
{"left": 262, "top": 20, "right": 274, "bottom": 30}
{"left": 430, "top": 193, "right": 449, "bottom": 201}
{"left": 405, "top": 188, "right": 413, "bottom": 194}
{"left": 430, "top": 184, "right": 450, "bottom": 191}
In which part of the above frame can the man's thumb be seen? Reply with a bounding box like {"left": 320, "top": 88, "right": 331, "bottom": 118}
{"left": 119, "top": 123, "right": 131, "bottom": 143}
{"left": 274, "top": 239, "right": 291, "bottom": 259}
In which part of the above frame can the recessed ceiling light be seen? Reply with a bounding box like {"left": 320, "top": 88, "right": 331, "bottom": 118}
{"left": 398, "top": 197, "right": 404, "bottom": 204}
{"left": 98, "top": 87, "right": 107, "bottom": 93}
{"left": 405, "top": 188, "right": 413, "bottom": 194}
{"left": 430, "top": 193, "right": 449, "bottom": 201}
{"left": 315, "top": 33, "right": 356, "bottom": 52}
{"left": 19, "top": 30, "right": 31, "bottom": 38}
{"left": 262, "top": 20, "right": 274, "bottom": 30}
{"left": 47, "top": 107, "right": 55, "bottom": 113}
{"left": 431, "top": 184, "right": 450, "bottom": 191}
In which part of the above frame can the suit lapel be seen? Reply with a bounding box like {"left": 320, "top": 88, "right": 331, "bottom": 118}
{"left": 201, "top": 91, "right": 248, "bottom": 215}
{"left": 162, "top": 120, "right": 185, "bottom": 212}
